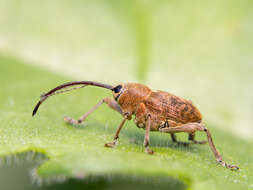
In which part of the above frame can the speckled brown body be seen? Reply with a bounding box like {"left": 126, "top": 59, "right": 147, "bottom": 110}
{"left": 115, "top": 83, "right": 202, "bottom": 131}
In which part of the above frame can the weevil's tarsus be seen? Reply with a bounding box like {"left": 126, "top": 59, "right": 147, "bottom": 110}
{"left": 160, "top": 123, "right": 239, "bottom": 170}
{"left": 218, "top": 160, "right": 239, "bottom": 170}
{"left": 204, "top": 128, "right": 239, "bottom": 170}
{"left": 105, "top": 114, "right": 128, "bottom": 148}
{"left": 64, "top": 97, "right": 122, "bottom": 125}
{"left": 32, "top": 81, "right": 114, "bottom": 116}
{"left": 64, "top": 115, "right": 79, "bottom": 125}
{"left": 104, "top": 138, "right": 119, "bottom": 148}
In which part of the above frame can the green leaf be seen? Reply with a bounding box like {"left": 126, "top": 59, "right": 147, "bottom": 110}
{"left": 0, "top": 55, "right": 252, "bottom": 190}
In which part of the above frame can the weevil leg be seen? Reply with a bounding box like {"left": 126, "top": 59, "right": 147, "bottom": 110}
{"left": 171, "top": 133, "right": 177, "bottom": 142}
{"left": 64, "top": 97, "right": 122, "bottom": 125}
{"left": 188, "top": 133, "right": 207, "bottom": 144}
{"left": 160, "top": 123, "right": 239, "bottom": 170}
{"left": 170, "top": 133, "right": 206, "bottom": 146}
{"left": 104, "top": 114, "right": 128, "bottom": 148}
{"left": 144, "top": 114, "right": 154, "bottom": 155}
{"left": 204, "top": 128, "right": 239, "bottom": 170}
{"left": 170, "top": 133, "right": 190, "bottom": 146}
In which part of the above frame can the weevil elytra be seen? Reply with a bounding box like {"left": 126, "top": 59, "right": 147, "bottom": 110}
{"left": 32, "top": 81, "right": 239, "bottom": 170}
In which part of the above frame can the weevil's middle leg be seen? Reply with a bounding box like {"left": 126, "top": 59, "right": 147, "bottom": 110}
{"left": 160, "top": 123, "right": 239, "bottom": 170}
{"left": 144, "top": 114, "right": 154, "bottom": 155}
{"left": 64, "top": 97, "right": 122, "bottom": 125}
{"left": 104, "top": 114, "right": 128, "bottom": 148}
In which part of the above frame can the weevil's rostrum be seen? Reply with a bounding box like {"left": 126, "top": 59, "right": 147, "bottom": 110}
{"left": 32, "top": 81, "right": 239, "bottom": 170}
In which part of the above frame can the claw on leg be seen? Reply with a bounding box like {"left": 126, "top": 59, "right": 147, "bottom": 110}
{"left": 104, "top": 115, "right": 128, "bottom": 149}
{"left": 217, "top": 159, "right": 239, "bottom": 170}
{"left": 64, "top": 116, "right": 80, "bottom": 125}
{"left": 104, "top": 139, "right": 118, "bottom": 148}
{"left": 162, "top": 123, "right": 239, "bottom": 170}
{"left": 145, "top": 147, "right": 154, "bottom": 155}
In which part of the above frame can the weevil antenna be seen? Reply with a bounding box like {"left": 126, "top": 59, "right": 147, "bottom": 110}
{"left": 32, "top": 81, "right": 114, "bottom": 116}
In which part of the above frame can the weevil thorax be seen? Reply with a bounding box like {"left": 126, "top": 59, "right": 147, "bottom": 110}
{"left": 112, "top": 83, "right": 152, "bottom": 115}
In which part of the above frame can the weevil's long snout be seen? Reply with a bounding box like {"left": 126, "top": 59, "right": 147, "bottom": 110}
{"left": 32, "top": 81, "right": 114, "bottom": 116}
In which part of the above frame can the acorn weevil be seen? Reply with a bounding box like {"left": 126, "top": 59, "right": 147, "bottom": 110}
{"left": 32, "top": 81, "right": 239, "bottom": 170}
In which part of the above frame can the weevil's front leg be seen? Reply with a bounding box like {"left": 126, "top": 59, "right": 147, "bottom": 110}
{"left": 64, "top": 97, "right": 122, "bottom": 125}
{"left": 104, "top": 114, "right": 128, "bottom": 148}
{"left": 160, "top": 123, "right": 239, "bottom": 170}
{"left": 144, "top": 114, "right": 154, "bottom": 155}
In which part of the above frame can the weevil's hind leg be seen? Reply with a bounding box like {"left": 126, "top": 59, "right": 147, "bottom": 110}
{"left": 170, "top": 133, "right": 190, "bottom": 146}
{"left": 64, "top": 97, "right": 122, "bottom": 125}
{"left": 204, "top": 128, "right": 238, "bottom": 170}
{"left": 144, "top": 114, "right": 154, "bottom": 155}
{"left": 104, "top": 114, "right": 128, "bottom": 148}
{"left": 160, "top": 123, "right": 239, "bottom": 170}
{"left": 170, "top": 133, "right": 206, "bottom": 146}
{"left": 171, "top": 133, "right": 177, "bottom": 142}
{"left": 188, "top": 133, "right": 207, "bottom": 144}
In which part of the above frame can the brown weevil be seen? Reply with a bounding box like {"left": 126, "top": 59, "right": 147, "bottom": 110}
{"left": 32, "top": 81, "right": 239, "bottom": 170}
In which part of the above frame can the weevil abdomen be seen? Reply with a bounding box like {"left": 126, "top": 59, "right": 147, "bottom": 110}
{"left": 145, "top": 90, "right": 202, "bottom": 124}
{"left": 133, "top": 90, "right": 202, "bottom": 131}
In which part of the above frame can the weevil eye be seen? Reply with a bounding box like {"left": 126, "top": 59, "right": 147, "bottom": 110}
{"left": 113, "top": 85, "right": 122, "bottom": 93}
{"left": 112, "top": 85, "right": 123, "bottom": 101}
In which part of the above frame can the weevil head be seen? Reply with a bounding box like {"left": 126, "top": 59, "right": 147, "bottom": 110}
{"left": 112, "top": 83, "right": 152, "bottom": 115}
{"left": 112, "top": 83, "right": 152, "bottom": 107}
{"left": 112, "top": 84, "right": 124, "bottom": 101}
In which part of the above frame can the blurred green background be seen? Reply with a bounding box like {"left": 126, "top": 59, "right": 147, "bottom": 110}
{"left": 1, "top": 0, "right": 252, "bottom": 139}
{"left": 0, "top": 0, "right": 253, "bottom": 190}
